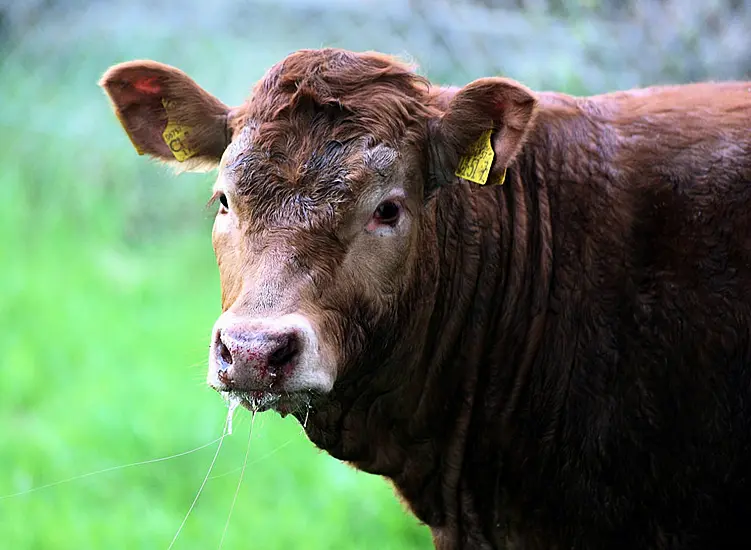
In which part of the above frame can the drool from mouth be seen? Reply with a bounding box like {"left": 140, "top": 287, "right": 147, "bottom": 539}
{"left": 220, "top": 390, "right": 312, "bottom": 419}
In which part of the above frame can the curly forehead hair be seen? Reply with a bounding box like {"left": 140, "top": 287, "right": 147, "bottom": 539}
{"left": 244, "top": 48, "right": 443, "bottom": 148}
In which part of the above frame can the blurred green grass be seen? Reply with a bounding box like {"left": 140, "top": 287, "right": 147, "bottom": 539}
{"left": 4, "top": 1, "right": 745, "bottom": 547}
{"left": 0, "top": 17, "right": 432, "bottom": 550}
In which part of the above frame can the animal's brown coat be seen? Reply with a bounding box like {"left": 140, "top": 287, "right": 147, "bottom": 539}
{"left": 101, "top": 49, "right": 751, "bottom": 549}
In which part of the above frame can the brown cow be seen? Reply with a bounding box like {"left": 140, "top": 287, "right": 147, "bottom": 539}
{"left": 100, "top": 48, "right": 751, "bottom": 549}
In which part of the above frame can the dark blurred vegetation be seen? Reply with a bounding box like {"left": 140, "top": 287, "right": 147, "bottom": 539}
{"left": 0, "top": 1, "right": 747, "bottom": 549}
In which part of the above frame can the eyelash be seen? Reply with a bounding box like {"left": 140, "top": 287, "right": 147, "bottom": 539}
{"left": 208, "top": 191, "right": 229, "bottom": 213}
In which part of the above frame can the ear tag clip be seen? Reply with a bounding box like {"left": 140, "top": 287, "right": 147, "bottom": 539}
{"left": 161, "top": 98, "right": 197, "bottom": 162}
{"left": 455, "top": 128, "right": 506, "bottom": 186}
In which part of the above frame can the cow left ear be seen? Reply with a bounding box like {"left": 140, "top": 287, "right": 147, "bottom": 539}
{"left": 429, "top": 77, "right": 537, "bottom": 188}
{"left": 99, "top": 60, "right": 241, "bottom": 172}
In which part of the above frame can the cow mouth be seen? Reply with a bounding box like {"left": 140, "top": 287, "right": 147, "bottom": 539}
{"left": 221, "top": 389, "right": 311, "bottom": 417}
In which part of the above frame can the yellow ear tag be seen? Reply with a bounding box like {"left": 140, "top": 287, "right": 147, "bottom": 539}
{"left": 495, "top": 167, "right": 507, "bottom": 186}
{"left": 161, "top": 98, "right": 197, "bottom": 162}
{"left": 455, "top": 128, "right": 505, "bottom": 186}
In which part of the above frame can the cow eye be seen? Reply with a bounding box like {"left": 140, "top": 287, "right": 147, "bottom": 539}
{"left": 217, "top": 192, "right": 229, "bottom": 213}
{"left": 372, "top": 201, "right": 400, "bottom": 226}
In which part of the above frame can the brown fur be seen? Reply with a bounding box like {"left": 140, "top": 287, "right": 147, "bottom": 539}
{"left": 100, "top": 49, "right": 751, "bottom": 549}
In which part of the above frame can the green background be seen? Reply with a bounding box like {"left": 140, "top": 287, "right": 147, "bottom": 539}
{"left": 1, "top": 1, "right": 747, "bottom": 548}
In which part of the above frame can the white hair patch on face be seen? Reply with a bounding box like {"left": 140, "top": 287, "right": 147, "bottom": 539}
{"left": 363, "top": 143, "right": 398, "bottom": 174}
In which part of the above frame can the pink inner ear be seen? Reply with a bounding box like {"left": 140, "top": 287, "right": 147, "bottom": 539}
{"left": 132, "top": 76, "right": 162, "bottom": 95}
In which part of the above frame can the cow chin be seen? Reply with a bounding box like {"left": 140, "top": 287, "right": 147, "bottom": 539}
{"left": 220, "top": 389, "right": 315, "bottom": 418}
{"left": 206, "top": 312, "right": 335, "bottom": 417}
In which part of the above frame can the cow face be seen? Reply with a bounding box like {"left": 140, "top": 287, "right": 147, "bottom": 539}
{"left": 205, "top": 125, "right": 426, "bottom": 415}
{"left": 99, "top": 49, "right": 536, "bottom": 417}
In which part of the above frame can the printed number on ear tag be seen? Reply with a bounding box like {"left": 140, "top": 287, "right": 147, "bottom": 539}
{"left": 161, "top": 98, "right": 197, "bottom": 162}
{"left": 455, "top": 128, "right": 504, "bottom": 186}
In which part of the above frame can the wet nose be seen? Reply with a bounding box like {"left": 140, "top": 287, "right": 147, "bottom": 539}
{"left": 213, "top": 323, "right": 302, "bottom": 389}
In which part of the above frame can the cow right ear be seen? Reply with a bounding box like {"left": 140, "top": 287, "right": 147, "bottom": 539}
{"left": 428, "top": 77, "right": 537, "bottom": 189}
{"left": 99, "top": 60, "right": 240, "bottom": 172}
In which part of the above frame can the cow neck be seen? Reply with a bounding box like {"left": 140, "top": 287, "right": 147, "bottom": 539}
{"left": 414, "top": 149, "right": 554, "bottom": 539}
{"left": 297, "top": 147, "right": 553, "bottom": 532}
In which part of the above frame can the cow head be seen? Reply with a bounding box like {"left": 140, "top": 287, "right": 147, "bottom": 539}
{"left": 100, "top": 49, "right": 537, "bottom": 421}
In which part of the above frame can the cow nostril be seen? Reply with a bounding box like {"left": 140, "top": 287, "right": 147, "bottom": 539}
{"left": 217, "top": 332, "right": 234, "bottom": 366}
{"left": 268, "top": 335, "right": 300, "bottom": 370}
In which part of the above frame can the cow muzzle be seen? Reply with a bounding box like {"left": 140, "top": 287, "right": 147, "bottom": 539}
{"left": 207, "top": 313, "right": 333, "bottom": 414}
